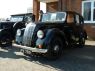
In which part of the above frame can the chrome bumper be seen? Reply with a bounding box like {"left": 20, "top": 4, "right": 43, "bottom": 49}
{"left": 12, "top": 44, "right": 48, "bottom": 53}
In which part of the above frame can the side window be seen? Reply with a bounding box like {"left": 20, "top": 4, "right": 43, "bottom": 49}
{"left": 67, "top": 14, "right": 74, "bottom": 24}
{"left": 24, "top": 16, "right": 31, "bottom": 23}
{"left": 75, "top": 15, "right": 80, "bottom": 25}
{"left": 24, "top": 16, "right": 28, "bottom": 22}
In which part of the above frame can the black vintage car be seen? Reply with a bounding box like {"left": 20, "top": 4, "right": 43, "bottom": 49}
{"left": 0, "top": 13, "right": 35, "bottom": 47}
{"left": 14, "top": 11, "right": 87, "bottom": 60}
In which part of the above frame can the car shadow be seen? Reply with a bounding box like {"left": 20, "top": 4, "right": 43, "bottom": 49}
{"left": 0, "top": 45, "right": 95, "bottom": 71}
{"left": 25, "top": 45, "right": 95, "bottom": 71}
{"left": 0, "top": 47, "right": 26, "bottom": 59}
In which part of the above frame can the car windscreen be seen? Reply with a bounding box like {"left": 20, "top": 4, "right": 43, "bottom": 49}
{"left": 10, "top": 16, "right": 23, "bottom": 22}
{"left": 41, "top": 12, "right": 66, "bottom": 22}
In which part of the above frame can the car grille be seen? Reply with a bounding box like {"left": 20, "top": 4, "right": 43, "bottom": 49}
{"left": 23, "top": 23, "right": 36, "bottom": 46}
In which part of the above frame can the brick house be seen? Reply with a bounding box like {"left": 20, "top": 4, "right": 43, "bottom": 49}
{"left": 33, "top": 0, "right": 95, "bottom": 40}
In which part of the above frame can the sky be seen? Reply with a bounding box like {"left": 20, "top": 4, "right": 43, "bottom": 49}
{"left": 0, "top": 0, "right": 46, "bottom": 18}
{"left": 0, "top": 0, "right": 33, "bottom": 18}
{"left": 40, "top": 2, "right": 46, "bottom": 13}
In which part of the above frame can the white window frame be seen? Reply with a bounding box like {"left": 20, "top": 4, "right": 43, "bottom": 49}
{"left": 82, "top": 1, "right": 95, "bottom": 23}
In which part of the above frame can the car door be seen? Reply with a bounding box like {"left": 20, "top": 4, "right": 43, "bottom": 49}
{"left": 74, "top": 14, "right": 84, "bottom": 35}
{"left": 66, "top": 12, "right": 76, "bottom": 42}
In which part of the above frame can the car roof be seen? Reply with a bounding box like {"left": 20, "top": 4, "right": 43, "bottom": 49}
{"left": 11, "top": 13, "right": 33, "bottom": 16}
{"left": 45, "top": 11, "right": 82, "bottom": 17}
{"left": 46, "top": 11, "right": 84, "bottom": 20}
{"left": 66, "top": 11, "right": 83, "bottom": 16}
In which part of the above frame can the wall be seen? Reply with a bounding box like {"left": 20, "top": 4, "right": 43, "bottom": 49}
{"left": 46, "top": 2, "right": 58, "bottom": 12}
{"left": 63, "top": 0, "right": 81, "bottom": 13}
{"left": 70, "top": 0, "right": 82, "bottom": 13}
{"left": 84, "top": 24, "right": 95, "bottom": 40}
{"left": 33, "top": 0, "right": 40, "bottom": 21}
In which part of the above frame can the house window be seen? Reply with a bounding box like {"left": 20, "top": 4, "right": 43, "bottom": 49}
{"left": 82, "top": 1, "right": 95, "bottom": 23}
{"left": 93, "top": 2, "right": 95, "bottom": 21}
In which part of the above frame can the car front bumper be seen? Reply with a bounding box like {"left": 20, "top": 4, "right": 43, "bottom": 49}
{"left": 13, "top": 44, "right": 48, "bottom": 53}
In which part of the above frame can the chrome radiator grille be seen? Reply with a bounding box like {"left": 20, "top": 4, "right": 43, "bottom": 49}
{"left": 23, "top": 23, "right": 36, "bottom": 46}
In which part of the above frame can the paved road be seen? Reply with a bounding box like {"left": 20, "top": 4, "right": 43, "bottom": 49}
{"left": 0, "top": 40, "right": 95, "bottom": 71}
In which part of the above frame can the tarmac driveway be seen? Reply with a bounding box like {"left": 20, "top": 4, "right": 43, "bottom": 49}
{"left": 0, "top": 40, "right": 95, "bottom": 71}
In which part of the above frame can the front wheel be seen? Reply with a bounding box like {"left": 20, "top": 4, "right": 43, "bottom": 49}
{"left": 45, "top": 37, "right": 63, "bottom": 60}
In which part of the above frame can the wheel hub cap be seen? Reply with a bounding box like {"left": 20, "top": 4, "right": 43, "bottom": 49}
{"left": 54, "top": 45, "right": 59, "bottom": 52}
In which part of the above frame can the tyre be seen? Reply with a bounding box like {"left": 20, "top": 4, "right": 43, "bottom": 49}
{"left": 0, "top": 37, "right": 12, "bottom": 48}
{"left": 45, "top": 37, "right": 63, "bottom": 60}
{"left": 78, "top": 36, "right": 85, "bottom": 48}
{"left": 0, "top": 41, "right": 12, "bottom": 48}
{"left": 5, "top": 35, "right": 13, "bottom": 47}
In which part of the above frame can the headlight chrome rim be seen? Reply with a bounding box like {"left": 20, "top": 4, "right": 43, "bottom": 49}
{"left": 37, "top": 30, "right": 44, "bottom": 39}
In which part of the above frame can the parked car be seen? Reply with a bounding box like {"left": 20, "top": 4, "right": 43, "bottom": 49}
{"left": 0, "top": 13, "right": 35, "bottom": 47}
{"left": 14, "top": 11, "right": 87, "bottom": 60}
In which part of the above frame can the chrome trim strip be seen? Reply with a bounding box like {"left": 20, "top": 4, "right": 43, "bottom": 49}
{"left": 13, "top": 44, "right": 48, "bottom": 53}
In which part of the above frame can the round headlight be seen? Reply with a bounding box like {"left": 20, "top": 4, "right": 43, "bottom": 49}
{"left": 17, "top": 29, "right": 21, "bottom": 36}
{"left": 37, "top": 30, "right": 44, "bottom": 38}
{"left": 0, "top": 30, "right": 2, "bottom": 32}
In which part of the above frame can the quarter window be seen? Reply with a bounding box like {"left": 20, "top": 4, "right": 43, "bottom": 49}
{"left": 67, "top": 14, "right": 74, "bottom": 23}
{"left": 75, "top": 15, "right": 80, "bottom": 24}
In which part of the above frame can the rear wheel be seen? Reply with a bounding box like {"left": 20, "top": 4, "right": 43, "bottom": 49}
{"left": 77, "top": 31, "right": 86, "bottom": 48}
{"left": 45, "top": 37, "right": 63, "bottom": 60}
{"left": 78, "top": 36, "right": 85, "bottom": 48}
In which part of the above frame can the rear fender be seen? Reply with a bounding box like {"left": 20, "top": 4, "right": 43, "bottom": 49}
{"left": 83, "top": 30, "right": 87, "bottom": 40}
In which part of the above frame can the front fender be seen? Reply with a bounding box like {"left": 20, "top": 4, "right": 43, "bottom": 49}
{"left": 36, "top": 29, "right": 53, "bottom": 48}
{"left": 13, "top": 22, "right": 25, "bottom": 35}
{"left": 36, "top": 29, "right": 67, "bottom": 49}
